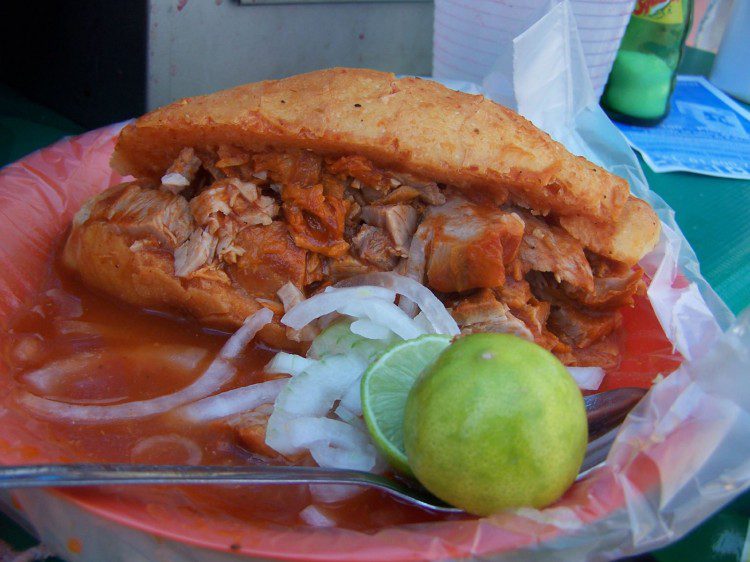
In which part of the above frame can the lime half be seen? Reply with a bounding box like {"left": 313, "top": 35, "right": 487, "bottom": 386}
{"left": 361, "top": 334, "right": 452, "bottom": 474}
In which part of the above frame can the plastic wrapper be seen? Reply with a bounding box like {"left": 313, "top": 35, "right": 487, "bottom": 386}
{"left": 1, "top": 3, "right": 749, "bottom": 560}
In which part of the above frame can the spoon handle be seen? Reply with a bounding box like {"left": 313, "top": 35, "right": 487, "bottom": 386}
{"left": 585, "top": 387, "right": 646, "bottom": 440}
{"left": 0, "top": 388, "right": 646, "bottom": 514}
{"left": 0, "top": 463, "right": 379, "bottom": 488}
{"left": 0, "top": 463, "right": 463, "bottom": 513}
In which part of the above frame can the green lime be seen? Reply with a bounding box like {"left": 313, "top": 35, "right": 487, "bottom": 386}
{"left": 403, "top": 333, "right": 587, "bottom": 515}
{"left": 361, "top": 334, "right": 452, "bottom": 475}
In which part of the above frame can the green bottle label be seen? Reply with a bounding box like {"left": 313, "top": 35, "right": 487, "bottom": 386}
{"left": 632, "top": 0, "right": 683, "bottom": 24}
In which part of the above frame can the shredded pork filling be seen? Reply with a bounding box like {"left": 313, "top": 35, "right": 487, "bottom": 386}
{"left": 89, "top": 146, "right": 645, "bottom": 370}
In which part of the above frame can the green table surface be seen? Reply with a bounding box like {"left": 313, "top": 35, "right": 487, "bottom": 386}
{"left": 638, "top": 48, "right": 750, "bottom": 316}
{"left": 0, "top": 47, "right": 748, "bottom": 560}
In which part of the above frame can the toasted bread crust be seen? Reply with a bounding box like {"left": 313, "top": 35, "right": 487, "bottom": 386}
{"left": 113, "top": 68, "right": 629, "bottom": 225}
{"left": 62, "top": 220, "right": 302, "bottom": 351}
{"left": 559, "top": 197, "right": 660, "bottom": 265}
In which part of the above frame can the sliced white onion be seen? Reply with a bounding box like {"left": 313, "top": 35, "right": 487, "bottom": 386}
{"left": 284, "top": 416, "right": 378, "bottom": 471}
{"left": 218, "top": 309, "right": 273, "bottom": 359}
{"left": 127, "top": 344, "right": 208, "bottom": 373}
{"left": 227, "top": 403, "right": 274, "bottom": 428}
{"left": 269, "top": 355, "right": 366, "bottom": 420}
{"left": 399, "top": 228, "right": 431, "bottom": 317}
{"left": 299, "top": 504, "right": 337, "bottom": 526}
{"left": 339, "top": 380, "right": 363, "bottom": 416}
{"left": 17, "top": 309, "right": 273, "bottom": 423}
{"left": 131, "top": 434, "right": 202, "bottom": 465}
{"left": 413, "top": 312, "right": 433, "bottom": 334}
{"left": 44, "top": 288, "right": 83, "bottom": 318}
{"left": 339, "top": 299, "right": 424, "bottom": 340}
{"left": 265, "top": 355, "right": 367, "bottom": 455}
{"left": 54, "top": 320, "right": 119, "bottom": 340}
{"left": 161, "top": 172, "right": 190, "bottom": 187}
{"left": 277, "top": 282, "right": 304, "bottom": 312}
{"left": 310, "top": 484, "right": 362, "bottom": 504}
{"left": 567, "top": 366, "right": 605, "bottom": 391}
{"left": 22, "top": 345, "right": 209, "bottom": 409}
{"left": 265, "top": 353, "right": 315, "bottom": 377}
{"left": 335, "top": 405, "right": 366, "bottom": 429}
{"left": 309, "top": 444, "right": 378, "bottom": 472}
{"left": 269, "top": 285, "right": 447, "bottom": 474}
{"left": 44, "top": 395, "right": 130, "bottom": 405}
{"left": 284, "top": 416, "right": 368, "bottom": 449}
{"left": 335, "top": 272, "right": 459, "bottom": 336}
{"left": 177, "top": 379, "right": 287, "bottom": 423}
{"left": 349, "top": 318, "right": 392, "bottom": 340}
{"left": 309, "top": 441, "right": 377, "bottom": 472}
{"left": 281, "top": 286, "right": 396, "bottom": 330}
{"left": 21, "top": 352, "right": 103, "bottom": 393}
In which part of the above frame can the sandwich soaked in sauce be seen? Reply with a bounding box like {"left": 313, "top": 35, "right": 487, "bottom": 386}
{"left": 63, "top": 68, "right": 660, "bottom": 371}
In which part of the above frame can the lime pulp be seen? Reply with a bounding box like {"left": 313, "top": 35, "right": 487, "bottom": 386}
{"left": 360, "top": 334, "right": 452, "bottom": 475}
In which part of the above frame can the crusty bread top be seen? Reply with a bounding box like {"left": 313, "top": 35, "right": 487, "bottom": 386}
{"left": 113, "top": 68, "right": 629, "bottom": 224}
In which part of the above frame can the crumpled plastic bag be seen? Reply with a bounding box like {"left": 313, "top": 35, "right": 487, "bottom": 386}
{"left": 0, "top": 3, "right": 749, "bottom": 560}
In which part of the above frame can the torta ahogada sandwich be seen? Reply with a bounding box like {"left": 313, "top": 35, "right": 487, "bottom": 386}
{"left": 63, "top": 68, "right": 660, "bottom": 367}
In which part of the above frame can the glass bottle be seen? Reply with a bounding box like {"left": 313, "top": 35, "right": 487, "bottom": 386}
{"left": 601, "top": 0, "right": 694, "bottom": 126}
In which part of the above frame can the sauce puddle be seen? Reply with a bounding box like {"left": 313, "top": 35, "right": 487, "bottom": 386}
{"left": 1, "top": 255, "right": 459, "bottom": 530}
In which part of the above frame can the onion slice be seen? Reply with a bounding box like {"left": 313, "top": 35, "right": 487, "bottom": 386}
{"left": 16, "top": 308, "right": 273, "bottom": 423}
{"left": 177, "top": 379, "right": 287, "bottom": 423}
{"left": 285, "top": 416, "right": 378, "bottom": 471}
{"left": 299, "top": 504, "right": 337, "bottom": 526}
{"left": 21, "top": 345, "right": 208, "bottom": 395}
{"left": 265, "top": 354, "right": 367, "bottom": 455}
{"left": 398, "top": 227, "right": 431, "bottom": 317}
{"left": 281, "top": 286, "right": 395, "bottom": 330}
{"left": 338, "top": 299, "right": 424, "bottom": 340}
{"left": 265, "top": 353, "right": 316, "bottom": 377}
{"left": 131, "top": 434, "right": 203, "bottom": 465}
{"left": 44, "top": 288, "right": 83, "bottom": 318}
{"left": 349, "top": 318, "right": 392, "bottom": 340}
{"left": 21, "top": 352, "right": 103, "bottom": 393}
{"left": 335, "top": 272, "right": 459, "bottom": 336}
{"left": 567, "top": 366, "right": 605, "bottom": 391}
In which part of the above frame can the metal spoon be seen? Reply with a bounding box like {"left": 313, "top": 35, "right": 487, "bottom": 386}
{"left": 0, "top": 387, "right": 646, "bottom": 513}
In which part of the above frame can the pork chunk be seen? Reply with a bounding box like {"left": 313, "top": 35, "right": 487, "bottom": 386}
{"left": 390, "top": 172, "right": 446, "bottom": 205}
{"left": 190, "top": 178, "right": 277, "bottom": 233}
{"left": 422, "top": 197, "right": 525, "bottom": 293}
{"left": 327, "top": 155, "right": 391, "bottom": 192}
{"left": 282, "top": 184, "right": 349, "bottom": 258}
{"left": 329, "top": 253, "right": 376, "bottom": 281}
{"left": 253, "top": 151, "right": 322, "bottom": 187}
{"left": 360, "top": 204, "right": 418, "bottom": 255}
{"left": 89, "top": 181, "right": 193, "bottom": 249}
{"left": 174, "top": 228, "right": 218, "bottom": 277}
{"left": 562, "top": 265, "right": 645, "bottom": 310}
{"left": 227, "top": 222, "right": 308, "bottom": 299}
{"left": 160, "top": 148, "right": 202, "bottom": 194}
{"left": 352, "top": 225, "right": 400, "bottom": 270}
{"left": 517, "top": 210, "right": 594, "bottom": 292}
{"left": 547, "top": 304, "right": 621, "bottom": 348}
{"left": 452, "top": 289, "right": 533, "bottom": 340}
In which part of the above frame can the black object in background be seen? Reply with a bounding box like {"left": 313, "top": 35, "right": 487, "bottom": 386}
{"left": 0, "top": 2, "right": 148, "bottom": 129}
